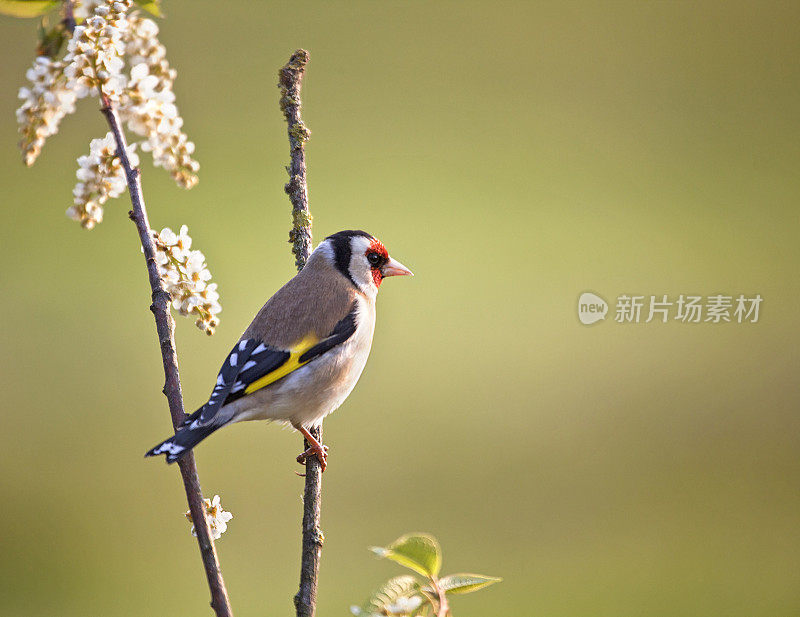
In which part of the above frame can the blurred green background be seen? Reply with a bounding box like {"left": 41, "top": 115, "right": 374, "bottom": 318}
{"left": 1, "top": 1, "right": 799, "bottom": 615}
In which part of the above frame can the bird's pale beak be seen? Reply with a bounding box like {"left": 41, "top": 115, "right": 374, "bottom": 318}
{"left": 382, "top": 257, "right": 414, "bottom": 277}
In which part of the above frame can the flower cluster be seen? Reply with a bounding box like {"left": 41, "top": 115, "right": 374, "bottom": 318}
{"left": 152, "top": 225, "right": 221, "bottom": 334}
{"left": 15, "top": 2, "right": 214, "bottom": 333}
{"left": 67, "top": 132, "right": 138, "bottom": 229}
{"left": 186, "top": 495, "right": 232, "bottom": 541}
{"left": 123, "top": 13, "right": 198, "bottom": 188}
{"left": 16, "top": 57, "right": 77, "bottom": 166}
{"left": 16, "top": 0, "right": 199, "bottom": 200}
{"left": 63, "top": 0, "right": 132, "bottom": 101}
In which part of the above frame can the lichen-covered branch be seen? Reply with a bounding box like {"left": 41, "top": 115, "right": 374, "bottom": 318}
{"left": 279, "top": 49, "right": 323, "bottom": 617}
{"left": 99, "top": 95, "right": 234, "bottom": 617}
{"left": 279, "top": 49, "right": 313, "bottom": 271}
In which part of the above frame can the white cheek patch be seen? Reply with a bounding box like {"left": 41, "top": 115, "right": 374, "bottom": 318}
{"left": 348, "top": 236, "right": 379, "bottom": 296}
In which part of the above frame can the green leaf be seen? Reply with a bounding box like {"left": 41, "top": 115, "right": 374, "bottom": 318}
{"left": 352, "top": 575, "right": 423, "bottom": 617}
{"left": 0, "top": 0, "right": 58, "bottom": 18}
{"left": 436, "top": 573, "right": 502, "bottom": 595}
{"left": 370, "top": 533, "right": 442, "bottom": 578}
{"left": 134, "top": 0, "right": 162, "bottom": 16}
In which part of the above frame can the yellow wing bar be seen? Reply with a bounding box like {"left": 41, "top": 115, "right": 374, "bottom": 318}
{"left": 243, "top": 334, "right": 319, "bottom": 395}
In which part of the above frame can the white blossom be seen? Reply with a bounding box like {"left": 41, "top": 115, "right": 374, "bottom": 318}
{"left": 185, "top": 495, "right": 232, "bottom": 541}
{"left": 73, "top": 0, "right": 105, "bottom": 21}
{"left": 350, "top": 595, "right": 423, "bottom": 617}
{"left": 121, "top": 12, "right": 199, "bottom": 188}
{"left": 152, "top": 226, "right": 221, "bottom": 334}
{"left": 63, "top": 0, "right": 132, "bottom": 101}
{"left": 67, "top": 132, "right": 138, "bottom": 229}
{"left": 386, "top": 596, "right": 423, "bottom": 616}
{"left": 156, "top": 223, "right": 192, "bottom": 258}
{"left": 16, "top": 57, "right": 77, "bottom": 166}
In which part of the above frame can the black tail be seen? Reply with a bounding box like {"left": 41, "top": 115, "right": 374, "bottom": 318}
{"left": 145, "top": 409, "right": 219, "bottom": 463}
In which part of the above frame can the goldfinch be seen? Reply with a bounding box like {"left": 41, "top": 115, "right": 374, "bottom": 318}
{"left": 145, "top": 230, "right": 412, "bottom": 470}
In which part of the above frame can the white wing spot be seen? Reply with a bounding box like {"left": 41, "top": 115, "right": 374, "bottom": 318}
{"left": 242, "top": 360, "right": 256, "bottom": 371}
{"left": 229, "top": 352, "right": 238, "bottom": 367}
{"left": 155, "top": 442, "right": 185, "bottom": 455}
{"left": 253, "top": 343, "right": 267, "bottom": 355}
{"left": 231, "top": 381, "right": 246, "bottom": 393}
{"left": 239, "top": 340, "right": 248, "bottom": 351}
{"left": 216, "top": 373, "right": 225, "bottom": 386}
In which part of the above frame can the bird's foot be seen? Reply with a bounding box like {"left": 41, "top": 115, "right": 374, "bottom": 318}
{"left": 296, "top": 443, "right": 329, "bottom": 472}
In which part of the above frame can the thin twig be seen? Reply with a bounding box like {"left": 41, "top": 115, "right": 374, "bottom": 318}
{"left": 431, "top": 577, "right": 451, "bottom": 616}
{"left": 62, "top": 0, "right": 76, "bottom": 34}
{"left": 279, "top": 49, "right": 323, "bottom": 617}
{"left": 99, "top": 94, "right": 234, "bottom": 617}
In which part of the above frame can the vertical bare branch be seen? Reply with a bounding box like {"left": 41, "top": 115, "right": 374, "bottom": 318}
{"left": 99, "top": 95, "right": 234, "bottom": 617}
{"left": 278, "top": 49, "right": 323, "bottom": 617}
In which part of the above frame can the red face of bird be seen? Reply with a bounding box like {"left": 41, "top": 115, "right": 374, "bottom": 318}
{"left": 321, "top": 230, "right": 413, "bottom": 297}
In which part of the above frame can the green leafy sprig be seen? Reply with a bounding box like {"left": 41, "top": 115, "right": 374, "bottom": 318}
{"left": 352, "top": 533, "right": 501, "bottom": 617}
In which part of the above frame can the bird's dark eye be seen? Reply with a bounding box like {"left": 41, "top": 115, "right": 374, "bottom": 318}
{"left": 367, "top": 252, "right": 381, "bottom": 267}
